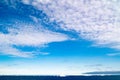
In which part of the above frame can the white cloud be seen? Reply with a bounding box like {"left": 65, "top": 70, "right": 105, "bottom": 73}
{"left": 29, "top": 15, "right": 39, "bottom": 23}
{"left": 6, "top": 26, "right": 69, "bottom": 46}
{"left": 0, "top": 25, "right": 69, "bottom": 57}
{"left": 21, "top": 0, "right": 30, "bottom": 4}
{"left": 1, "top": 0, "right": 120, "bottom": 57}
{"left": 0, "top": 45, "right": 34, "bottom": 57}
{"left": 22, "top": 0, "right": 120, "bottom": 49}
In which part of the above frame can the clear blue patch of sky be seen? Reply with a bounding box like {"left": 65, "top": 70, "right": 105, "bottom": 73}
{"left": 41, "top": 39, "right": 117, "bottom": 57}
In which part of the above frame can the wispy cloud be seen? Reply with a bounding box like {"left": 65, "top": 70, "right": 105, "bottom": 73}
{"left": 107, "top": 53, "right": 120, "bottom": 56}
{"left": 84, "top": 71, "right": 120, "bottom": 75}
{"left": 0, "top": 25, "right": 69, "bottom": 57}
{"left": 86, "top": 64, "right": 103, "bottom": 67}
{"left": 22, "top": 0, "right": 120, "bottom": 49}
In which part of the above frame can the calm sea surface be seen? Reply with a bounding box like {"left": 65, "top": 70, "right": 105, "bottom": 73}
{"left": 0, "top": 76, "right": 120, "bottom": 80}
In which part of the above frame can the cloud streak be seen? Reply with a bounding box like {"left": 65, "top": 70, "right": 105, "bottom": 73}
{"left": 0, "top": 25, "right": 69, "bottom": 57}
{"left": 84, "top": 71, "right": 120, "bottom": 75}
{"left": 107, "top": 53, "right": 120, "bottom": 56}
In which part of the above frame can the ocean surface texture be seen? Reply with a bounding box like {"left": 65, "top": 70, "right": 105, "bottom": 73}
{"left": 0, "top": 76, "right": 120, "bottom": 80}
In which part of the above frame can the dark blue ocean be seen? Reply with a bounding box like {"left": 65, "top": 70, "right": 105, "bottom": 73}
{"left": 0, "top": 76, "right": 120, "bottom": 80}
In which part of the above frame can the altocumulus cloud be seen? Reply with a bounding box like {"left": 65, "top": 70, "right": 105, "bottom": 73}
{"left": 0, "top": 0, "right": 71, "bottom": 57}
{"left": 1, "top": 0, "right": 120, "bottom": 57}
{"left": 22, "top": 0, "right": 120, "bottom": 49}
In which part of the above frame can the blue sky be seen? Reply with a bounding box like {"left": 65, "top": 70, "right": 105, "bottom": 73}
{"left": 0, "top": 0, "right": 120, "bottom": 75}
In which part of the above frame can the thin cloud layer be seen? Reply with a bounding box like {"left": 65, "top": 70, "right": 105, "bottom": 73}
{"left": 107, "top": 53, "right": 120, "bottom": 56}
{"left": 84, "top": 71, "right": 120, "bottom": 75}
{"left": 22, "top": 0, "right": 120, "bottom": 49}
